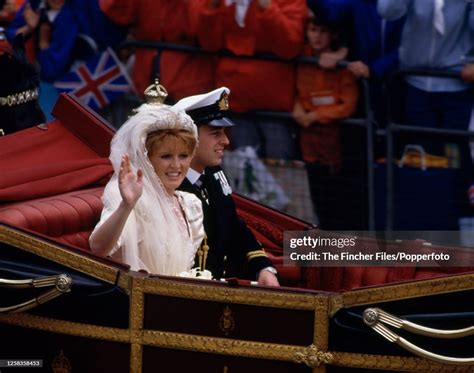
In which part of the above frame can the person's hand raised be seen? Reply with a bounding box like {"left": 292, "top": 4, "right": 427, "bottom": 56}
{"left": 23, "top": 3, "right": 40, "bottom": 30}
{"left": 119, "top": 154, "right": 143, "bottom": 207}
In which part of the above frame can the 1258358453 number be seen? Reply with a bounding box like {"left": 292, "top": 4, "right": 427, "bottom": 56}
{"left": 0, "top": 359, "right": 43, "bottom": 368}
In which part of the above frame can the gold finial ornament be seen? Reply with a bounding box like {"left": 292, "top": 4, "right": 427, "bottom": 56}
{"left": 197, "top": 247, "right": 204, "bottom": 271}
{"left": 202, "top": 234, "right": 209, "bottom": 271}
{"left": 144, "top": 78, "right": 168, "bottom": 105}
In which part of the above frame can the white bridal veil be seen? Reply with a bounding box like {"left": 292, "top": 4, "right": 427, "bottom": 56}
{"left": 90, "top": 103, "right": 202, "bottom": 275}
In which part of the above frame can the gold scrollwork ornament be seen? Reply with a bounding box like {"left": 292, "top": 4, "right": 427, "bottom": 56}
{"left": 294, "top": 344, "right": 333, "bottom": 368}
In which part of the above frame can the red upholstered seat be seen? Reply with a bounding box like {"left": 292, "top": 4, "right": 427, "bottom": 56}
{"left": 0, "top": 187, "right": 104, "bottom": 250}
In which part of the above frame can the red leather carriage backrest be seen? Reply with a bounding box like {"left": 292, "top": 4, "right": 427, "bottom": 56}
{"left": 51, "top": 93, "right": 115, "bottom": 157}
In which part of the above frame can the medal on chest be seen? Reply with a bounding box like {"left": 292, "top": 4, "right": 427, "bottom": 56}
{"left": 214, "top": 171, "right": 232, "bottom": 196}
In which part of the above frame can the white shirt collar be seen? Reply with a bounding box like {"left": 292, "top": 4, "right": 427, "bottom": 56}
{"left": 186, "top": 168, "right": 203, "bottom": 185}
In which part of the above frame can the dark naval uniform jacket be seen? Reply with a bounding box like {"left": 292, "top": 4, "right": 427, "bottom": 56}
{"left": 179, "top": 166, "right": 273, "bottom": 280}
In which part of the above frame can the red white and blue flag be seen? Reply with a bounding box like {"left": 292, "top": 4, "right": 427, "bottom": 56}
{"left": 54, "top": 47, "right": 135, "bottom": 111}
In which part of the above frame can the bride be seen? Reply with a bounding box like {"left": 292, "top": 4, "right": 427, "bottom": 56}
{"left": 89, "top": 93, "right": 204, "bottom": 276}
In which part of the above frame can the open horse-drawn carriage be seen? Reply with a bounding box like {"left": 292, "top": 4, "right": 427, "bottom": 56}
{"left": 0, "top": 94, "right": 473, "bottom": 372}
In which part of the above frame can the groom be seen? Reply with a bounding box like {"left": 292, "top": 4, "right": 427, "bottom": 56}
{"left": 175, "top": 88, "right": 279, "bottom": 286}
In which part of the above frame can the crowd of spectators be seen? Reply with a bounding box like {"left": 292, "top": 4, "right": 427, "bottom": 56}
{"left": 4, "top": 0, "right": 126, "bottom": 81}
{"left": 2, "top": 0, "right": 473, "bottom": 230}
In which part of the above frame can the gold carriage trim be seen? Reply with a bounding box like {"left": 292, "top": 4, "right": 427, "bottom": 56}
{"left": 0, "top": 225, "right": 120, "bottom": 286}
{"left": 294, "top": 344, "right": 333, "bottom": 368}
{"left": 329, "top": 273, "right": 474, "bottom": 316}
{"left": 0, "top": 88, "right": 39, "bottom": 107}
{"left": 246, "top": 250, "right": 268, "bottom": 261}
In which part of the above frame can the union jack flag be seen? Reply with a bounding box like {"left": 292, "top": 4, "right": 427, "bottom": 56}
{"left": 54, "top": 47, "right": 135, "bottom": 111}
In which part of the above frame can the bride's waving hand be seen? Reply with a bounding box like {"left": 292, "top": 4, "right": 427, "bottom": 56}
{"left": 119, "top": 154, "right": 143, "bottom": 208}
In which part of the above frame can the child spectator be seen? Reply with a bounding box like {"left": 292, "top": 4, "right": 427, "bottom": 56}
{"left": 293, "top": 11, "right": 358, "bottom": 229}
{"left": 313, "top": 0, "right": 404, "bottom": 123}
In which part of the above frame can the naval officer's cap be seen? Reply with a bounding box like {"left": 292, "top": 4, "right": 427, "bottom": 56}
{"left": 172, "top": 87, "right": 235, "bottom": 127}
